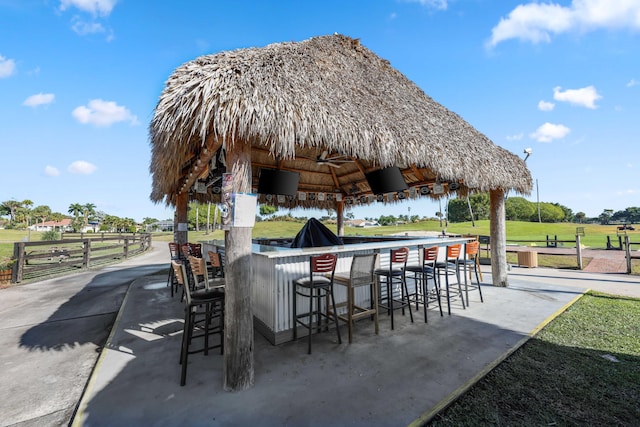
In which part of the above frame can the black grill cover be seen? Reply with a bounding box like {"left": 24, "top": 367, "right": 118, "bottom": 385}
{"left": 290, "top": 218, "right": 343, "bottom": 248}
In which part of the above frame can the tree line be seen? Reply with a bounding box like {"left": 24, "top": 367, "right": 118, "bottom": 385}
{"left": 0, "top": 199, "right": 161, "bottom": 233}
{"left": 447, "top": 194, "right": 639, "bottom": 225}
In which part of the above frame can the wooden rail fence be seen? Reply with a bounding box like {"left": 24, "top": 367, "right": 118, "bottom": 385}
{"left": 10, "top": 233, "right": 151, "bottom": 284}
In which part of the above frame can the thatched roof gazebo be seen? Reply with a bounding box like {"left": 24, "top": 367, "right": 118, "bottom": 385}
{"left": 149, "top": 34, "right": 532, "bottom": 391}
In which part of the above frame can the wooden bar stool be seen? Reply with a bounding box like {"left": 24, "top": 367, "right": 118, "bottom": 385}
{"left": 330, "top": 253, "right": 379, "bottom": 343}
{"left": 292, "top": 253, "right": 342, "bottom": 354}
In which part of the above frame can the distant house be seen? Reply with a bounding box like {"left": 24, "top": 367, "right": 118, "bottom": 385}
{"left": 346, "top": 219, "right": 379, "bottom": 228}
{"left": 146, "top": 220, "right": 174, "bottom": 232}
{"left": 29, "top": 218, "right": 72, "bottom": 232}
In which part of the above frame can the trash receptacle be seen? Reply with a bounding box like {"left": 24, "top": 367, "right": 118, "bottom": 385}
{"left": 517, "top": 251, "right": 538, "bottom": 268}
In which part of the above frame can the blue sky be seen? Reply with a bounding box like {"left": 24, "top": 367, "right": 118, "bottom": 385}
{"left": 1, "top": 0, "right": 638, "bottom": 222}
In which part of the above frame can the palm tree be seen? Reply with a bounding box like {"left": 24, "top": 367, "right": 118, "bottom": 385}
{"left": 68, "top": 203, "right": 84, "bottom": 218}
{"left": 83, "top": 203, "right": 96, "bottom": 227}
{"left": 2, "top": 200, "right": 24, "bottom": 223}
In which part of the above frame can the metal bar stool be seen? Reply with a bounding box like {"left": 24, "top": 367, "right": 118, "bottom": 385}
{"left": 405, "top": 246, "right": 442, "bottom": 322}
{"left": 292, "top": 253, "right": 342, "bottom": 354}
{"left": 455, "top": 240, "right": 484, "bottom": 306}
{"left": 330, "top": 253, "right": 379, "bottom": 343}
{"left": 375, "top": 247, "right": 413, "bottom": 330}
{"left": 435, "top": 244, "right": 465, "bottom": 315}
{"left": 172, "top": 261, "right": 225, "bottom": 386}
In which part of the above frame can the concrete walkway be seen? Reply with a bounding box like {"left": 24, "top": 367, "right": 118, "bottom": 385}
{"left": 2, "top": 243, "right": 640, "bottom": 427}
{"left": 0, "top": 243, "right": 168, "bottom": 427}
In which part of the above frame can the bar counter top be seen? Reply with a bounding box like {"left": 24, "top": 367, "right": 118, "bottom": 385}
{"left": 200, "top": 235, "right": 468, "bottom": 259}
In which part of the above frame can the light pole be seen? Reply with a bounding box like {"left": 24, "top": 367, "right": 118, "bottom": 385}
{"left": 523, "top": 148, "right": 541, "bottom": 223}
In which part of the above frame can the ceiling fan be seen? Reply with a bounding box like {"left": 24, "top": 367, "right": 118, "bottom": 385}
{"left": 314, "top": 151, "right": 355, "bottom": 168}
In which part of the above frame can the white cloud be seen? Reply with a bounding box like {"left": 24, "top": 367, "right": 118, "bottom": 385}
{"left": 530, "top": 122, "right": 571, "bottom": 142}
{"left": 71, "top": 17, "right": 105, "bottom": 35}
{"left": 72, "top": 99, "right": 138, "bottom": 127}
{"left": 506, "top": 133, "right": 524, "bottom": 141}
{"left": 487, "top": 0, "right": 640, "bottom": 48}
{"left": 0, "top": 54, "right": 16, "bottom": 78}
{"left": 67, "top": 160, "right": 97, "bottom": 174}
{"left": 403, "top": 0, "right": 447, "bottom": 10}
{"left": 627, "top": 78, "right": 639, "bottom": 87}
{"left": 44, "top": 166, "right": 60, "bottom": 177}
{"left": 23, "top": 93, "right": 55, "bottom": 107}
{"left": 59, "top": 0, "right": 117, "bottom": 17}
{"left": 538, "top": 100, "right": 555, "bottom": 111}
{"left": 553, "top": 85, "right": 601, "bottom": 108}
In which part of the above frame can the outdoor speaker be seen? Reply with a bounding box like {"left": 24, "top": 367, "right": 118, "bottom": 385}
{"left": 365, "top": 166, "right": 408, "bottom": 195}
{"left": 257, "top": 168, "right": 300, "bottom": 196}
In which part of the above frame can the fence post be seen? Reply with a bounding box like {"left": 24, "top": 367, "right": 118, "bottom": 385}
{"left": 575, "top": 234, "right": 582, "bottom": 270}
{"left": 82, "top": 239, "right": 90, "bottom": 269}
{"left": 12, "top": 242, "right": 26, "bottom": 283}
{"left": 625, "top": 235, "right": 632, "bottom": 274}
{"left": 124, "top": 238, "right": 129, "bottom": 259}
{"left": 85, "top": 239, "right": 92, "bottom": 269}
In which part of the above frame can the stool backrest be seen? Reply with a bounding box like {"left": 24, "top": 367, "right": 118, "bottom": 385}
{"left": 422, "top": 246, "right": 439, "bottom": 266}
{"left": 188, "top": 243, "right": 202, "bottom": 258}
{"left": 465, "top": 241, "right": 480, "bottom": 257}
{"left": 207, "top": 251, "right": 225, "bottom": 278}
{"left": 446, "top": 244, "right": 462, "bottom": 260}
{"left": 189, "top": 255, "right": 207, "bottom": 278}
{"left": 350, "top": 253, "right": 378, "bottom": 287}
{"left": 169, "top": 242, "right": 180, "bottom": 260}
{"left": 171, "top": 260, "right": 185, "bottom": 286}
{"left": 310, "top": 253, "right": 338, "bottom": 274}
{"left": 180, "top": 243, "right": 191, "bottom": 259}
{"left": 391, "top": 247, "right": 410, "bottom": 263}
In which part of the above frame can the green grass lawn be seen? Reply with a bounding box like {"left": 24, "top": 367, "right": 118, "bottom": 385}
{"left": 2, "top": 220, "right": 639, "bottom": 265}
{"left": 427, "top": 291, "right": 640, "bottom": 426}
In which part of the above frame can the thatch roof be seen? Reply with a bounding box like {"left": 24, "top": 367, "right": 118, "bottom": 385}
{"left": 149, "top": 34, "right": 532, "bottom": 209}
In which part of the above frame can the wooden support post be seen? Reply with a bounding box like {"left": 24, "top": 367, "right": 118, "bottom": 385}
{"left": 625, "top": 235, "right": 632, "bottom": 274}
{"left": 489, "top": 189, "right": 508, "bottom": 287}
{"left": 175, "top": 191, "right": 188, "bottom": 245}
{"left": 223, "top": 140, "right": 255, "bottom": 392}
{"left": 336, "top": 201, "right": 345, "bottom": 237}
{"left": 576, "top": 234, "right": 582, "bottom": 270}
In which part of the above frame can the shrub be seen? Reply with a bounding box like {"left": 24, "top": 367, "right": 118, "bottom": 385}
{"left": 41, "top": 230, "right": 60, "bottom": 241}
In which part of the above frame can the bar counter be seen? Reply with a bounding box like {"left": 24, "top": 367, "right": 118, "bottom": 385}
{"left": 202, "top": 235, "right": 471, "bottom": 345}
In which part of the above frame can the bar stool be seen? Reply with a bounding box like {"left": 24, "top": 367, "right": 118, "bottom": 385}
{"left": 207, "top": 251, "right": 225, "bottom": 279}
{"left": 330, "top": 253, "right": 379, "bottom": 343}
{"left": 292, "top": 253, "right": 342, "bottom": 354}
{"left": 435, "top": 244, "right": 465, "bottom": 315}
{"left": 462, "top": 234, "right": 484, "bottom": 282}
{"left": 189, "top": 255, "right": 225, "bottom": 291}
{"left": 172, "top": 261, "right": 225, "bottom": 386}
{"left": 455, "top": 240, "right": 484, "bottom": 306}
{"left": 375, "top": 247, "right": 413, "bottom": 330}
{"left": 167, "top": 242, "right": 182, "bottom": 297}
{"left": 405, "top": 246, "right": 442, "bottom": 322}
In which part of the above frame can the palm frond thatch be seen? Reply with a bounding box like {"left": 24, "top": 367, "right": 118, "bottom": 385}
{"left": 149, "top": 34, "right": 532, "bottom": 209}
